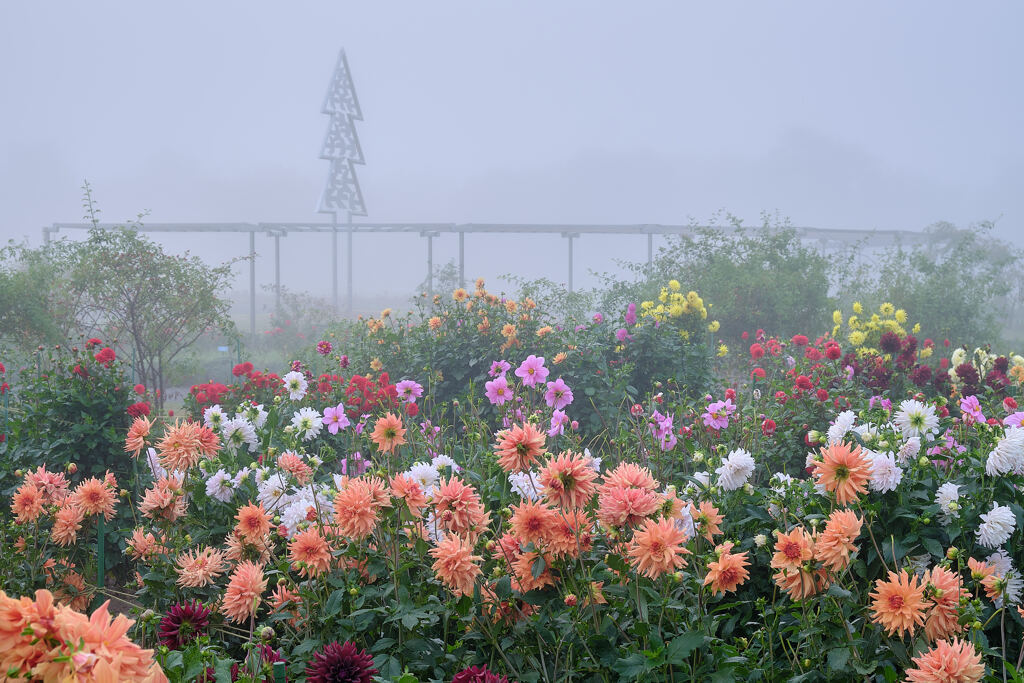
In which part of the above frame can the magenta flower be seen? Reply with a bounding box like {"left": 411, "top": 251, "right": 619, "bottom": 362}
{"left": 592, "top": 313, "right": 604, "bottom": 324}
{"left": 615, "top": 328, "right": 632, "bottom": 343}
{"left": 396, "top": 379, "right": 424, "bottom": 404}
{"left": 548, "top": 409, "right": 569, "bottom": 437}
{"left": 958, "top": 395, "right": 985, "bottom": 424}
{"left": 625, "top": 302, "right": 637, "bottom": 327}
{"left": 869, "top": 395, "right": 892, "bottom": 412}
{"left": 648, "top": 411, "right": 677, "bottom": 451}
{"left": 702, "top": 399, "right": 735, "bottom": 430}
{"left": 316, "top": 340, "right": 333, "bottom": 356}
{"left": 544, "top": 377, "right": 574, "bottom": 410}
{"left": 489, "top": 360, "right": 511, "bottom": 378}
{"left": 515, "top": 355, "right": 549, "bottom": 388}
{"left": 1004, "top": 411, "right": 1024, "bottom": 428}
{"left": 485, "top": 375, "right": 512, "bottom": 406}
{"left": 323, "top": 404, "right": 350, "bottom": 435}
{"left": 338, "top": 354, "right": 350, "bottom": 369}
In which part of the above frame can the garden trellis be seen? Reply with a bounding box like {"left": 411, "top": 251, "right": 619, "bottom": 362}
{"left": 42, "top": 221, "right": 960, "bottom": 342}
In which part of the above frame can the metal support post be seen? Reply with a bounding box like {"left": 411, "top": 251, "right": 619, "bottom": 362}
{"left": 249, "top": 231, "right": 256, "bottom": 340}
{"left": 563, "top": 232, "right": 579, "bottom": 292}
{"left": 458, "top": 231, "right": 465, "bottom": 287}
{"left": 427, "top": 232, "right": 434, "bottom": 297}
{"left": 331, "top": 213, "right": 339, "bottom": 312}
{"left": 346, "top": 215, "right": 354, "bottom": 314}
{"left": 274, "top": 234, "right": 281, "bottom": 313}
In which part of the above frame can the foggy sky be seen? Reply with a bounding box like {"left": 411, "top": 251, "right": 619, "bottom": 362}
{"left": 1, "top": 2, "right": 1021, "bottom": 302}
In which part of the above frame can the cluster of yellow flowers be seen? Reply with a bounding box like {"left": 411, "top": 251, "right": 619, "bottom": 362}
{"left": 639, "top": 280, "right": 719, "bottom": 341}
{"left": 831, "top": 301, "right": 925, "bottom": 358}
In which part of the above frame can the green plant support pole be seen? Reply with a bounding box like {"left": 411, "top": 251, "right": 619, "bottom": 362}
{"left": 96, "top": 516, "right": 105, "bottom": 595}
{"left": 272, "top": 661, "right": 286, "bottom": 683}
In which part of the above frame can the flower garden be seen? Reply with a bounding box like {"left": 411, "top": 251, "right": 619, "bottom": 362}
{"left": 2, "top": 274, "right": 1023, "bottom": 683}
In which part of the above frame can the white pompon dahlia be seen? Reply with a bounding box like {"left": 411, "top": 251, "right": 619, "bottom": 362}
{"left": 827, "top": 410, "right": 857, "bottom": 444}
{"left": 986, "top": 427, "right": 1024, "bottom": 476}
{"left": 934, "top": 483, "right": 960, "bottom": 525}
{"left": 868, "top": 451, "right": 903, "bottom": 493}
{"left": 715, "top": 448, "right": 755, "bottom": 491}
{"left": 976, "top": 503, "right": 1016, "bottom": 548}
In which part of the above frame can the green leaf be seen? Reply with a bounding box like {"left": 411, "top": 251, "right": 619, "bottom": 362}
{"left": 827, "top": 648, "right": 851, "bottom": 672}
{"left": 666, "top": 632, "right": 705, "bottom": 664}
{"left": 214, "top": 658, "right": 235, "bottom": 683}
{"left": 921, "top": 536, "right": 944, "bottom": 559}
{"left": 612, "top": 653, "right": 648, "bottom": 677}
{"left": 531, "top": 555, "right": 546, "bottom": 579}
{"left": 401, "top": 612, "right": 419, "bottom": 629}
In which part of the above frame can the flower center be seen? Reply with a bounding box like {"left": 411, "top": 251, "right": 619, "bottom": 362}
{"left": 888, "top": 595, "right": 904, "bottom": 610}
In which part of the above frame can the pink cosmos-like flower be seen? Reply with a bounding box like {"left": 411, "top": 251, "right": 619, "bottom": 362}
{"left": 544, "top": 378, "right": 574, "bottom": 410}
{"left": 485, "top": 375, "right": 512, "bottom": 406}
{"left": 396, "top": 380, "right": 424, "bottom": 404}
{"left": 323, "top": 404, "right": 350, "bottom": 435}
{"left": 958, "top": 395, "right": 985, "bottom": 424}
{"left": 648, "top": 411, "right": 677, "bottom": 451}
{"left": 489, "top": 360, "right": 511, "bottom": 378}
{"left": 702, "top": 399, "right": 735, "bottom": 430}
{"left": 1004, "top": 412, "right": 1024, "bottom": 428}
{"left": 548, "top": 409, "right": 569, "bottom": 437}
{"left": 515, "top": 355, "right": 549, "bottom": 388}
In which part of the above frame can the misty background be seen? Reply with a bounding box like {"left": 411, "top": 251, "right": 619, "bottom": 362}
{"left": 2, "top": 2, "right": 1022, "bottom": 308}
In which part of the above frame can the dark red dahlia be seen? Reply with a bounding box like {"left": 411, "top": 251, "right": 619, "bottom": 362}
{"left": 954, "top": 363, "right": 980, "bottom": 394}
{"left": 451, "top": 665, "right": 516, "bottom": 683}
{"left": 879, "top": 331, "right": 901, "bottom": 354}
{"left": 305, "top": 642, "right": 377, "bottom": 683}
{"left": 159, "top": 600, "right": 211, "bottom": 649}
{"left": 909, "top": 364, "right": 933, "bottom": 387}
{"left": 994, "top": 356, "right": 1010, "bottom": 374}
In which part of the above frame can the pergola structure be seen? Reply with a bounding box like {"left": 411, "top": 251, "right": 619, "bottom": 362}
{"left": 42, "top": 221, "right": 956, "bottom": 339}
{"left": 40, "top": 50, "right": 964, "bottom": 340}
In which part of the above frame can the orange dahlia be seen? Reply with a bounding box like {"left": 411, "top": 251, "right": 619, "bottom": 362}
{"left": 138, "top": 475, "right": 187, "bottom": 522}
{"left": 175, "top": 546, "right": 227, "bottom": 588}
{"left": 126, "top": 528, "right": 166, "bottom": 561}
{"left": 288, "top": 527, "right": 332, "bottom": 578}
{"left": 332, "top": 482, "right": 378, "bottom": 540}
{"left": 814, "top": 509, "right": 862, "bottom": 571}
{"left": 627, "top": 517, "right": 691, "bottom": 579}
{"left": 510, "top": 500, "right": 559, "bottom": 547}
{"left": 277, "top": 452, "right": 313, "bottom": 485}
{"left": 812, "top": 441, "right": 872, "bottom": 506}
{"left": 601, "top": 462, "right": 658, "bottom": 491}
{"left": 71, "top": 476, "right": 117, "bottom": 520}
{"left": 429, "top": 534, "right": 482, "bottom": 597}
{"left": 546, "top": 509, "right": 595, "bottom": 558}
{"left": 370, "top": 412, "right": 407, "bottom": 454}
{"left": 689, "top": 500, "right": 724, "bottom": 542}
{"left": 511, "top": 550, "right": 557, "bottom": 593}
{"left": 538, "top": 451, "right": 599, "bottom": 510}
{"left": 494, "top": 423, "right": 546, "bottom": 473}
{"left": 905, "top": 637, "right": 985, "bottom": 683}
{"left": 771, "top": 527, "right": 814, "bottom": 571}
{"left": 11, "top": 483, "right": 44, "bottom": 523}
{"left": 234, "top": 502, "right": 272, "bottom": 543}
{"left": 221, "top": 561, "right": 267, "bottom": 624}
{"left": 924, "top": 565, "right": 967, "bottom": 642}
{"left": 773, "top": 566, "right": 830, "bottom": 601}
{"left": 157, "top": 420, "right": 219, "bottom": 471}
{"left": 432, "top": 476, "right": 489, "bottom": 539}
{"left": 24, "top": 466, "right": 70, "bottom": 505}
{"left": 50, "top": 504, "right": 85, "bottom": 547}
{"left": 597, "top": 486, "right": 661, "bottom": 529}
{"left": 870, "top": 570, "right": 927, "bottom": 637}
{"left": 124, "top": 415, "right": 151, "bottom": 458}
{"left": 390, "top": 473, "right": 428, "bottom": 518}
{"left": 704, "top": 542, "right": 750, "bottom": 595}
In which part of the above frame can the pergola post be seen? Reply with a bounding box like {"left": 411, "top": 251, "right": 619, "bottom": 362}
{"left": 563, "top": 232, "right": 580, "bottom": 293}
{"left": 346, "top": 216, "right": 354, "bottom": 314}
{"left": 331, "top": 213, "right": 339, "bottom": 312}
{"left": 249, "top": 231, "right": 256, "bottom": 340}
{"left": 274, "top": 233, "right": 281, "bottom": 313}
{"left": 647, "top": 232, "right": 653, "bottom": 267}
{"left": 422, "top": 231, "right": 439, "bottom": 297}
{"left": 458, "top": 231, "right": 465, "bottom": 287}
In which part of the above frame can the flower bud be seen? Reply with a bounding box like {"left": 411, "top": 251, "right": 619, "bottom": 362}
{"left": 918, "top": 455, "right": 930, "bottom": 467}
{"left": 260, "top": 626, "right": 275, "bottom": 642}
{"left": 564, "top": 594, "right": 578, "bottom": 607}
{"left": 349, "top": 587, "right": 359, "bottom": 596}
{"left": 946, "top": 547, "right": 959, "bottom": 560}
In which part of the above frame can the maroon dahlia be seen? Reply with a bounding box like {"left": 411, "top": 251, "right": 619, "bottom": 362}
{"left": 305, "top": 641, "right": 377, "bottom": 683}
{"left": 159, "top": 600, "right": 211, "bottom": 649}
{"left": 451, "top": 665, "right": 516, "bottom": 683}
{"left": 878, "top": 331, "right": 902, "bottom": 354}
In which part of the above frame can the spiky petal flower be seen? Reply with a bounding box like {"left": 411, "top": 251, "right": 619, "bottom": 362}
{"left": 870, "top": 570, "right": 927, "bottom": 637}
{"left": 538, "top": 450, "right": 598, "bottom": 510}
{"left": 703, "top": 541, "right": 750, "bottom": 595}
{"left": 976, "top": 503, "right": 1016, "bottom": 548}
{"left": 904, "top": 638, "right": 985, "bottom": 683}
{"left": 430, "top": 534, "right": 482, "bottom": 597}
{"left": 221, "top": 561, "right": 267, "bottom": 624}
{"left": 627, "top": 517, "right": 691, "bottom": 579}
{"left": 158, "top": 600, "right": 211, "bottom": 649}
{"left": 494, "top": 423, "right": 546, "bottom": 473}
{"left": 812, "top": 441, "right": 872, "bottom": 506}
{"left": 369, "top": 412, "right": 407, "bottom": 454}
{"left": 305, "top": 641, "right": 378, "bottom": 683}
